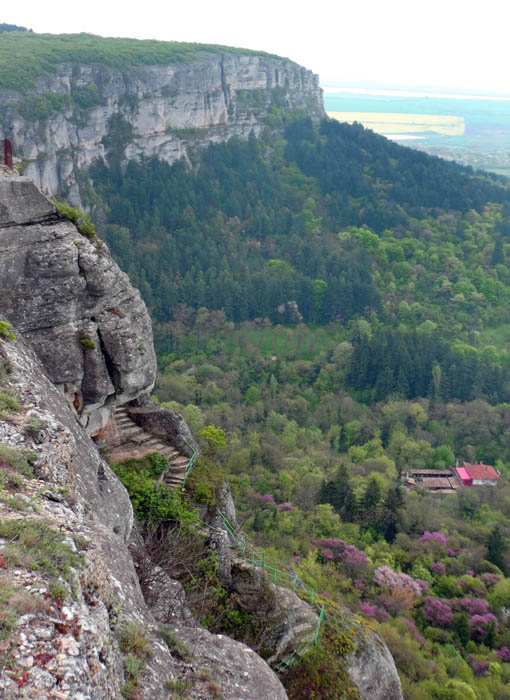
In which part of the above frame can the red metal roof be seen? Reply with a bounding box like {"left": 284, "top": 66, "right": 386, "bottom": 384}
{"left": 455, "top": 467, "right": 471, "bottom": 483}
{"left": 463, "top": 463, "right": 499, "bottom": 480}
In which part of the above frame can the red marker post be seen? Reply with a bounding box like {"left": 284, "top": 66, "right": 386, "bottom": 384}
{"left": 3, "top": 139, "right": 13, "bottom": 168}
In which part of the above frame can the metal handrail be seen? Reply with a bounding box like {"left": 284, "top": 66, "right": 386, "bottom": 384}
{"left": 215, "top": 508, "right": 326, "bottom": 671}
{"left": 180, "top": 436, "right": 197, "bottom": 490}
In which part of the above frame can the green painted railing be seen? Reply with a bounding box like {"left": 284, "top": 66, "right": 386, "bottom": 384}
{"left": 215, "top": 508, "right": 326, "bottom": 672}
{"left": 180, "top": 437, "right": 197, "bottom": 490}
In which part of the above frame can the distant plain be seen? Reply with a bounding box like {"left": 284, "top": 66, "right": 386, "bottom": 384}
{"left": 324, "top": 89, "right": 510, "bottom": 177}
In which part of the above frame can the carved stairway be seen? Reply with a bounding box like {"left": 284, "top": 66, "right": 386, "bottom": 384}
{"left": 108, "top": 406, "right": 191, "bottom": 487}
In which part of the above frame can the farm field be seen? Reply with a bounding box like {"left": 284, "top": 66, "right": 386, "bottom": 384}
{"left": 324, "top": 88, "right": 510, "bottom": 177}
{"left": 327, "top": 111, "right": 465, "bottom": 135}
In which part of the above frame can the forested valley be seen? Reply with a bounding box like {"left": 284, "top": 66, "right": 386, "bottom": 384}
{"left": 91, "top": 115, "right": 510, "bottom": 699}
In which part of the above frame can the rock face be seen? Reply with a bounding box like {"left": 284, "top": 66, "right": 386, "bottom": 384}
{"left": 346, "top": 637, "right": 404, "bottom": 700}
{"left": 0, "top": 53, "right": 324, "bottom": 204}
{"left": 0, "top": 172, "right": 156, "bottom": 434}
{"left": 0, "top": 330, "right": 289, "bottom": 700}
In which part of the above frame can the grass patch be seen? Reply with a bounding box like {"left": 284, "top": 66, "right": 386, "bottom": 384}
{"left": 53, "top": 200, "right": 98, "bottom": 240}
{"left": 0, "top": 519, "right": 83, "bottom": 584}
{"left": 158, "top": 624, "right": 193, "bottom": 662}
{"left": 119, "top": 621, "right": 151, "bottom": 700}
{"left": 0, "top": 392, "right": 21, "bottom": 420}
{"left": 0, "top": 575, "right": 47, "bottom": 639}
{"left": 0, "top": 444, "right": 34, "bottom": 478}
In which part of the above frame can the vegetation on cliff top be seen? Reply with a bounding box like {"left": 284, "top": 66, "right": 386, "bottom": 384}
{"left": 0, "top": 31, "right": 287, "bottom": 93}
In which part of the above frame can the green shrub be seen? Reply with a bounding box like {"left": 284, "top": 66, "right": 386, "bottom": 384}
{"left": 0, "top": 322, "right": 15, "bottom": 340}
{"left": 111, "top": 455, "right": 198, "bottom": 529}
{"left": 53, "top": 200, "right": 98, "bottom": 240}
{"left": 281, "top": 618, "right": 360, "bottom": 700}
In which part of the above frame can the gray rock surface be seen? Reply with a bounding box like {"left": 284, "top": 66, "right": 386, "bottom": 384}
{"left": 0, "top": 53, "right": 324, "bottom": 204}
{"left": 127, "top": 401, "right": 200, "bottom": 456}
{"left": 0, "top": 329, "right": 289, "bottom": 700}
{"left": 346, "top": 631, "right": 404, "bottom": 700}
{"left": 0, "top": 172, "right": 156, "bottom": 434}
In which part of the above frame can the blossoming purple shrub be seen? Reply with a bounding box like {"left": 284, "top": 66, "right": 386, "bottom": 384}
{"left": 402, "top": 617, "right": 425, "bottom": 646}
{"left": 359, "top": 601, "right": 388, "bottom": 622}
{"left": 470, "top": 613, "right": 498, "bottom": 640}
{"left": 314, "top": 539, "right": 368, "bottom": 577}
{"left": 262, "top": 493, "right": 275, "bottom": 504}
{"left": 496, "top": 647, "right": 510, "bottom": 662}
{"left": 457, "top": 575, "right": 486, "bottom": 596}
{"left": 481, "top": 573, "right": 500, "bottom": 587}
{"left": 430, "top": 562, "right": 446, "bottom": 576}
{"left": 469, "top": 657, "right": 490, "bottom": 677}
{"left": 277, "top": 502, "right": 293, "bottom": 512}
{"left": 420, "top": 531, "right": 448, "bottom": 544}
{"left": 321, "top": 548, "right": 334, "bottom": 562}
{"left": 374, "top": 565, "right": 428, "bottom": 596}
{"left": 423, "top": 597, "right": 453, "bottom": 626}
{"left": 457, "top": 598, "right": 489, "bottom": 616}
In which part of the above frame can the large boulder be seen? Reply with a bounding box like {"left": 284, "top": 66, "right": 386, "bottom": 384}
{"left": 0, "top": 173, "right": 156, "bottom": 435}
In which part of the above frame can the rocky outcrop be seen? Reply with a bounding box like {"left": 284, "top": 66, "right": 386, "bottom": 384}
{"left": 0, "top": 50, "right": 324, "bottom": 204}
{"left": 0, "top": 172, "right": 156, "bottom": 434}
{"left": 0, "top": 329, "right": 289, "bottom": 700}
{"left": 346, "top": 637, "right": 403, "bottom": 700}
{"left": 126, "top": 401, "right": 199, "bottom": 457}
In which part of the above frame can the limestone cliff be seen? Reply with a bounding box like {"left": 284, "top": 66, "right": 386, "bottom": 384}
{"left": 0, "top": 172, "right": 156, "bottom": 434}
{"left": 0, "top": 329, "right": 288, "bottom": 700}
{"left": 0, "top": 47, "right": 324, "bottom": 204}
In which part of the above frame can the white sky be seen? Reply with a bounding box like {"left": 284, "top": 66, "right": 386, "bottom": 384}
{"left": 4, "top": 0, "right": 510, "bottom": 94}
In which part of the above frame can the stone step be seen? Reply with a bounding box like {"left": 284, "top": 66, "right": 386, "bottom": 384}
{"left": 167, "top": 462, "right": 189, "bottom": 471}
{"left": 169, "top": 456, "right": 190, "bottom": 466}
{"left": 116, "top": 417, "right": 134, "bottom": 429}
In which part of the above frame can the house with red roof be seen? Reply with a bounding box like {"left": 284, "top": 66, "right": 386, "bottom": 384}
{"left": 455, "top": 462, "right": 500, "bottom": 487}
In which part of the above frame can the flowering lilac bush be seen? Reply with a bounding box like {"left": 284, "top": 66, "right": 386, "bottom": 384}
{"left": 496, "top": 647, "right": 510, "bottom": 662}
{"left": 430, "top": 562, "right": 446, "bottom": 576}
{"left": 277, "top": 502, "right": 293, "bottom": 512}
{"left": 314, "top": 539, "right": 368, "bottom": 577}
{"left": 402, "top": 617, "right": 425, "bottom": 646}
{"left": 262, "top": 493, "right": 275, "bottom": 504}
{"left": 470, "top": 613, "right": 498, "bottom": 639}
{"left": 359, "top": 601, "right": 389, "bottom": 622}
{"left": 447, "top": 548, "right": 459, "bottom": 557}
{"left": 321, "top": 548, "right": 334, "bottom": 562}
{"left": 469, "top": 656, "right": 490, "bottom": 677}
{"left": 457, "top": 575, "right": 486, "bottom": 596}
{"left": 420, "top": 531, "right": 448, "bottom": 544}
{"left": 481, "top": 573, "right": 500, "bottom": 587}
{"left": 423, "top": 597, "right": 453, "bottom": 626}
{"left": 457, "top": 598, "right": 489, "bottom": 616}
{"left": 374, "top": 565, "right": 428, "bottom": 596}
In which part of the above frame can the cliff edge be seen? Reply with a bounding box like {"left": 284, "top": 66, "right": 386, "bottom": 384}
{"left": 0, "top": 172, "right": 156, "bottom": 435}
{"left": 0, "top": 36, "right": 324, "bottom": 203}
